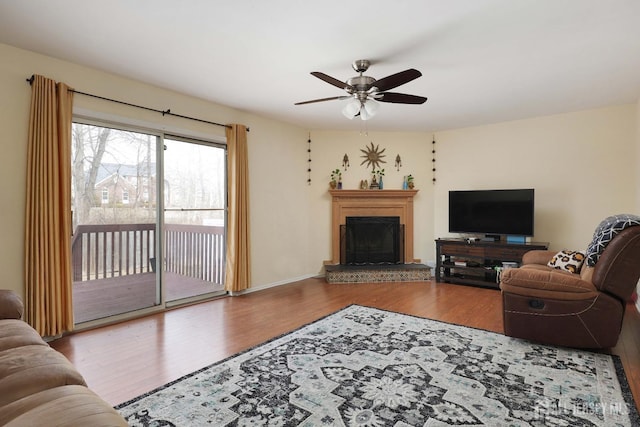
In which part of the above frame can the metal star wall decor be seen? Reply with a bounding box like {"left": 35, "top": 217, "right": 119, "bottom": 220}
{"left": 360, "top": 142, "right": 386, "bottom": 171}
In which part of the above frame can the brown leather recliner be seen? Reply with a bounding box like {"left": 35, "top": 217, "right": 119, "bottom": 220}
{"left": 500, "top": 225, "right": 640, "bottom": 348}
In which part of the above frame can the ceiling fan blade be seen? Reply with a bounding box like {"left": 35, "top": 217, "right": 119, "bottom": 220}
{"left": 311, "top": 72, "right": 353, "bottom": 91}
{"left": 373, "top": 69, "right": 422, "bottom": 92}
{"left": 295, "top": 96, "right": 349, "bottom": 105}
{"left": 377, "top": 92, "right": 427, "bottom": 104}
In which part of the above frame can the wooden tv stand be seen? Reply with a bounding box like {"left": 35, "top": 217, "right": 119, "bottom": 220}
{"left": 435, "top": 238, "right": 549, "bottom": 289}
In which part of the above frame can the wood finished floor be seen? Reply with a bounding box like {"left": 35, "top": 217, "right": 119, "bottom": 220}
{"left": 50, "top": 277, "right": 640, "bottom": 412}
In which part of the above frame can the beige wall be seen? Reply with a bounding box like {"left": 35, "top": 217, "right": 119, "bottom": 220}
{"left": 636, "top": 98, "right": 640, "bottom": 307}
{"left": 433, "top": 105, "right": 638, "bottom": 253}
{"left": 0, "top": 43, "right": 313, "bottom": 299}
{"left": 306, "top": 105, "right": 638, "bottom": 267}
{"left": 1, "top": 42, "right": 638, "bottom": 303}
{"left": 306, "top": 131, "right": 435, "bottom": 271}
{"left": 637, "top": 97, "right": 640, "bottom": 213}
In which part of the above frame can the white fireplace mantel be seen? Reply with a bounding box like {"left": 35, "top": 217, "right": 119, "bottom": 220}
{"left": 326, "top": 189, "right": 419, "bottom": 265}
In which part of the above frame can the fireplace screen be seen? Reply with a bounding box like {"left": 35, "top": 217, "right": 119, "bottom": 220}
{"left": 340, "top": 216, "right": 405, "bottom": 265}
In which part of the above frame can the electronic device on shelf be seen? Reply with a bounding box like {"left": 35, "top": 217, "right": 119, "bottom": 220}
{"left": 448, "top": 188, "right": 535, "bottom": 240}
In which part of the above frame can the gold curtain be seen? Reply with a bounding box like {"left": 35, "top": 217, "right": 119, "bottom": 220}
{"left": 25, "top": 75, "right": 74, "bottom": 336}
{"left": 224, "top": 124, "right": 251, "bottom": 293}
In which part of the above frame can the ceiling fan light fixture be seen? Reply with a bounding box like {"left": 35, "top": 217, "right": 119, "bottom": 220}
{"left": 361, "top": 99, "right": 379, "bottom": 120}
{"left": 342, "top": 98, "right": 361, "bottom": 119}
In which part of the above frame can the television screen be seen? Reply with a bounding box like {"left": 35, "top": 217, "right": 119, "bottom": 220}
{"left": 448, "top": 189, "right": 534, "bottom": 237}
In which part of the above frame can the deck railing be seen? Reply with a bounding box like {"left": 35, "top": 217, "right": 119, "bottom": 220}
{"left": 164, "top": 224, "right": 225, "bottom": 284}
{"left": 71, "top": 223, "right": 225, "bottom": 284}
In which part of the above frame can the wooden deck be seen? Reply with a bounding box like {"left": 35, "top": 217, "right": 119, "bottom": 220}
{"left": 72, "top": 273, "right": 225, "bottom": 324}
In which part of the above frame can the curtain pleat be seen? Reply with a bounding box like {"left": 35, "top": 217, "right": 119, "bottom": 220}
{"left": 25, "top": 75, "right": 74, "bottom": 336}
{"left": 224, "top": 124, "right": 251, "bottom": 293}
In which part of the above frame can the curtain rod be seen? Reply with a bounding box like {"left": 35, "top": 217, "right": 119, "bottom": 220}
{"left": 26, "top": 75, "right": 249, "bottom": 132}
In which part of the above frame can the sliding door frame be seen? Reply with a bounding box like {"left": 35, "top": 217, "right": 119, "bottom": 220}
{"left": 71, "top": 115, "right": 228, "bottom": 328}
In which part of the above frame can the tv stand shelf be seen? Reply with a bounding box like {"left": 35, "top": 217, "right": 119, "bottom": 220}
{"left": 435, "top": 238, "right": 548, "bottom": 289}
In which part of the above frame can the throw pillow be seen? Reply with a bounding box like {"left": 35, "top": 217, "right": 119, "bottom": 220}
{"left": 585, "top": 214, "right": 640, "bottom": 266}
{"left": 547, "top": 250, "right": 586, "bottom": 274}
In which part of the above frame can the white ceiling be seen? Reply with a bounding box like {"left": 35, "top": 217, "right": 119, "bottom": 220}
{"left": 1, "top": 0, "right": 640, "bottom": 132}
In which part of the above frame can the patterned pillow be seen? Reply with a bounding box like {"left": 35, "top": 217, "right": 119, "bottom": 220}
{"left": 585, "top": 214, "right": 640, "bottom": 266}
{"left": 547, "top": 250, "right": 586, "bottom": 274}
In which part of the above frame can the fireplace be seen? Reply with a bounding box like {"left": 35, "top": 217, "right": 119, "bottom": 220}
{"left": 327, "top": 189, "right": 419, "bottom": 265}
{"left": 341, "top": 216, "right": 405, "bottom": 264}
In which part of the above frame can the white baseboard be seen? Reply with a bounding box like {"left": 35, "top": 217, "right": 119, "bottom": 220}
{"left": 230, "top": 273, "right": 321, "bottom": 296}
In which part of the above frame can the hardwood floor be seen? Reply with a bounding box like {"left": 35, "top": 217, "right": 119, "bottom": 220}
{"left": 50, "top": 277, "right": 640, "bottom": 413}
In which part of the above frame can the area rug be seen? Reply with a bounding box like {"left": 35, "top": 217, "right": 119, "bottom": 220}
{"left": 117, "top": 305, "right": 639, "bottom": 426}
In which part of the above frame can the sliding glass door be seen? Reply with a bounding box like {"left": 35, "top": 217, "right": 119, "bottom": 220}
{"left": 70, "top": 122, "right": 227, "bottom": 324}
{"left": 71, "top": 122, "right": 159, "bottom": 323}
{"left": 163, "top": 137, "right": 227, "bottom": 304}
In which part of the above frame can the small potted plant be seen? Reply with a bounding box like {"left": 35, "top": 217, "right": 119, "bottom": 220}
{"left": 407, "top": 174, "right": 415, "bottom": 189}
{"left": 330, "top": 168, "right": 342, "bottom": 189}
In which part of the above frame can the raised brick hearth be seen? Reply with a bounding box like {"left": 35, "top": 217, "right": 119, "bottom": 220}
{"left": 325, "top": 263, "right": 431, "bottom": 284}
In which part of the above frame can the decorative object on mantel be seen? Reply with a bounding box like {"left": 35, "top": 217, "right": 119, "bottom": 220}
{"left": 373, "top": 168, "right": 385, "bottom": 189}
{"left": 342, "top": 153, "right": 349, "bottom": 170}
{"left": 395, "top": 154, "right": 402, "bottom": 171}
{"left": 307, "top": 133, "right": 312, "bottom": 185}
{"left": 403, "top": 174, "right": 415, "bottom": 190}
{"left": 432, "top": 135, "right": 437, "bottom": 184}
{"left": 369, "top": 174, "right": 379, "bottom": 189}
{"left": 329, "top": 168, "right": 342, "bottom": 189}
{"left": 359, "top": 179, "right": 368, "bottom": 190}
{"left": 359, "top": 142, "right": 386, "bottom": 171}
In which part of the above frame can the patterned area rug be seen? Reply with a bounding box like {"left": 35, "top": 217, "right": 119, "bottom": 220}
{"left": 117, "top": 305, "right": 639, "bottom": 426}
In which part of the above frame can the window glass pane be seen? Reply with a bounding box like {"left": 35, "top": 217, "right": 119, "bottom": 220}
{"left": 71, "top": 122, "right": 159, "bottom": 323}
{"left": 163, "top": 137, "right": 226, "bottom": 302}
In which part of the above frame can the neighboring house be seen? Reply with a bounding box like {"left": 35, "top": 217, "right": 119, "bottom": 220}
{"left": 93, "top": 162, "right": 157, "bottom": 207}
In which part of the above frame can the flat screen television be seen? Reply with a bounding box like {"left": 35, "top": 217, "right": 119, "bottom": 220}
{"left": 449, "top": 189, "right": 535, "bottom": 237}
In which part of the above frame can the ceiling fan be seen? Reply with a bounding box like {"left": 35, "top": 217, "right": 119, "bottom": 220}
{"left": 295, "top": 59, "right": 427, "bottom": 120}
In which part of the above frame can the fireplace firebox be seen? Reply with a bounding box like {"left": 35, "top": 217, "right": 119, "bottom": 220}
{"left": 340, "top": 216, "right": 405, "bottom": 265}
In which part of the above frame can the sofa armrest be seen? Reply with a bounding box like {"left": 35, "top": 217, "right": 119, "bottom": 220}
{"left": 500, "top": 266, "right": 598, "bottom": 300}
{"left": 0, "top": 290, "right": 24, "bottom": 320}
{"left": 521, "top": 250, "right": 558, "bottom": 266}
